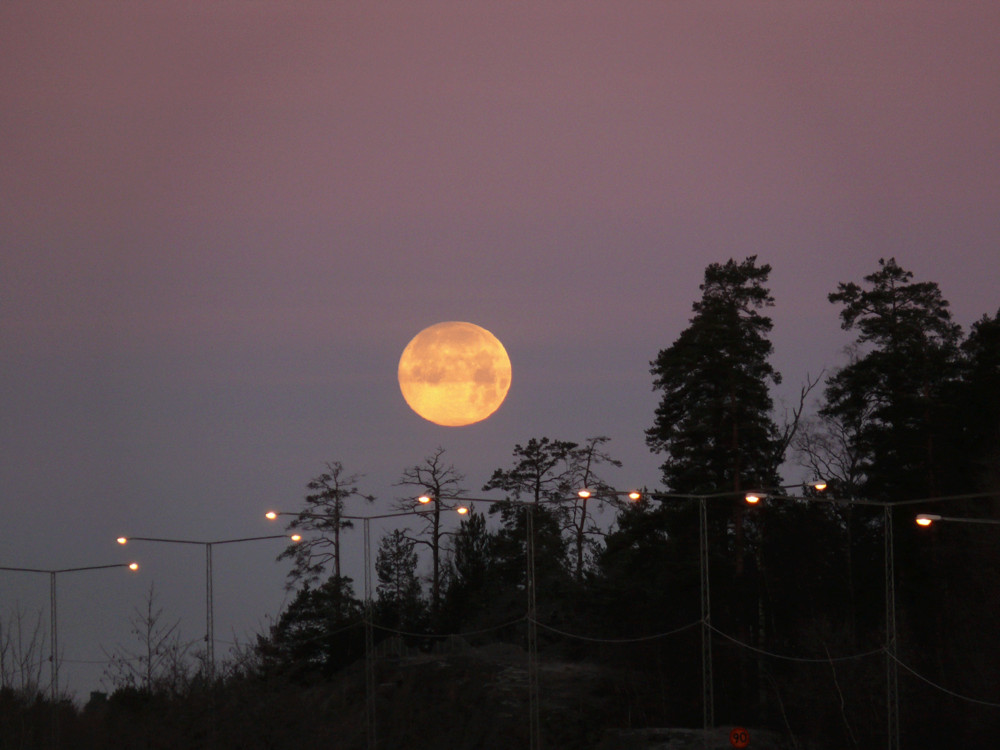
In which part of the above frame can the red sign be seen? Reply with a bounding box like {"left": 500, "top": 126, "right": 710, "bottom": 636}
{"left": 729, "top": 726, "right": 750, "bottom": 748}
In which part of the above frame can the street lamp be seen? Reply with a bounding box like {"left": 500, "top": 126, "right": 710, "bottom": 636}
{"left": 576, "top": 487, "right": 643, "bottom": 502}
{"left": 0, "top": 562, "right": 140, "bottom": 704}
{"left": 916, "top": 513, "right": 1000, "bottom": 527}
{"left": 0, "top": 561, "right": 139, "bottom": 748}
{"left": 401, "top": 494, "right": 541, "bottom": 750}
{"left": 637, "top": 482, "right": 827, "bottom": 733}
{"left": 115, "top": 534, "right": 299, "bottom": 681}
{"left": 752, "top": 490, "right": 998, "bottom": 750}
{"left": 265, "top": 503, "right": 455, "bottom": 750}
{"left": 628, "top": 488, "right": 749, "bottom": 732}
{"left": 742, "top": 481, "right": 830, "bottom": 504}
{"left": 739, "top": 484, "right": 907, "bottom": 749}
{"left": 267, "top": 496, "right": 539, "bottom": 750}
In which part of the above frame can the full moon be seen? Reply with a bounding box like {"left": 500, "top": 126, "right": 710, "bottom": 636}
{"left": 398, "top": 321, "right": 512, "bottom": 427}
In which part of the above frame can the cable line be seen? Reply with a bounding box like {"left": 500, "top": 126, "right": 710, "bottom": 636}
{"left": 369, "top": 616, "right": 527, "bottom": 640}
{"left": 888, "top": 651, "right": 1000, "bottom": 709}
{"left": 532, "top": 618, "right": 700, "bottom": 644}
{"left": 708, "top": 623, "right": 884, "bottom": 663}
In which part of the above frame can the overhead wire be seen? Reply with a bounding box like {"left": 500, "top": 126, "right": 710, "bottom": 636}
{"left": 532, "top": 618, "right": 700, "bottom": 643}
{"left": 707, "top": 623, "right": 884, "bottom": 663}
{"left": 887, "top": 651, "right": 1000, "bottom": 709}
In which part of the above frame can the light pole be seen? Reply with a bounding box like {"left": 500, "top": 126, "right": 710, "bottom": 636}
{"left": 266, "top": 506, "right": 435, "bottom": 750}
{"left": 756, "top": 490, "right": 1000, "bottom": 750}
{"left": 0, "top": 561, "right": 139, "bottom": 747}
{"left": 405, "top": 495, "right": 541, "bottom": 750}
{"left": 0, "top": 562, "right": 139, "bottom": 703}
{"left": 267, "top": 495, "right": 542, "bottom": 749}
{"left": 115, "top": 534, "right": 299, "bottom": 682}
{"left": 637, "top": 488, "right": 750, "bottom": 734}
{"left": 885, "top": 504, "right": 899, "bottom": 750}
{"left": 634, "top": 482, "right": 829, "bottom": 734}
{"left": 741, "top": 485, "right": 914, "bottom": 750}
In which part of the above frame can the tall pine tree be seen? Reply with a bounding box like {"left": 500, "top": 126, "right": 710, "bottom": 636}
{"left": 822, "top": 257, "right": 961, "bottom": 501}
{"left": 646, "top": 256, "right": 783, "bottom": 494}
{"left": 278, "top": 462, "right": 374, "bottom": 589}
{"left": 952, "top": 310, "right": 1000, "bottom": 495}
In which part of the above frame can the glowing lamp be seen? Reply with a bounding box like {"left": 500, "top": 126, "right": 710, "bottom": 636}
{"left": 116, "top": 537, "right": 128, "bottom": 545}
{"left": 577, "top": 489, "right": 592, "bottom": 499}
{"left": 456, "top": 506, "right": 469, "bottom": 515}
{"left": 417, "top": 495, "right": 432, "bottom": 504}
{"left": 745, "top": 493, "right": 762, "bottom": 505}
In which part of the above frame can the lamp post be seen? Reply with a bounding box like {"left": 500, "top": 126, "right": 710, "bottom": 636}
{"left": 356, "top": 509, "right": 435, "bottom": 750}
{"left": 405, "top": 495, "right": 542, "bottom": 750}
{"left": 738, "top": 485, "right": 911, "bottom": 750}
{"left": 267, "top": 495, "right": 542, "bottom": 750}
{"left": 0, "top": 562, "right": 139, "bottom": 703}
{"left": 0, "top": 562, "right": 139, "bottom": 748}
{"left": 635, "top": 488, "right": 750, "bottom": 733}
{"left": 884, "top": 504, "right": 899, "bottom": 750}
{"left": 631, "top": 482, "right": 828, "bottom": 734}
{"left": 266, "top": 506, "right": 436, "bottom": 750}
{"left": 754, "top": 490, "right": 1000, "bottom": 750}
{"left": 115, "top": 534, "right": 299, "bottom": 682}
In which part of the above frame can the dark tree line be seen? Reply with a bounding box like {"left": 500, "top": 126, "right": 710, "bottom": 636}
{"left": 3, "top": 257, "right": 997, "bottom": 750}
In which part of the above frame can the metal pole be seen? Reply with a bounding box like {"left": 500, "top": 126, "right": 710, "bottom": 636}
{"left": 527, "top": 505, "right": 540, "bottom": 750}
{"left": 700, "top": 496, "right": 714, "bottom": 732}
{"left": 885, "top": 505, "right": 899, "bottom": 750}
{"left": 49, "top": 572, "right": 58, "bottom": 703}
{"left": 364, "top": 517, "right": 376, "bottom": 750}
{"left": 206, "top": 542, "right": 215, "bottom": 683}
{"left": 0, "top": 561, "right": 134, "bottom": 750}
{"left": 50, "top": 571, "right": 59, "bottom": 749}
{"left": 117, "top": 534, "right": 288, "bottom": 683}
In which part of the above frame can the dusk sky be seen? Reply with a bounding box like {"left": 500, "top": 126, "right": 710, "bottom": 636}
{"left": 3, "top": 2, "right": 998, "bottom": 698}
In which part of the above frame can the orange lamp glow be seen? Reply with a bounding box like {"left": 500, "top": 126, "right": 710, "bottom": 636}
{"left": 265, "top": 511, "right": 278, "bottom": 520}
{"left": 456, "top": 506, "right": 469, "bottom": 515}
{"left": 117, "top": 537, "right": 128, "bottom": 545}
{"left": 417, "top": 495, "right": 432, "bottom": 504}
{"left": 628, "top": 491, "right": 642, "bottom": 501}
{"left": 128, "top": 562, "right": 139, "bottom": 571}
{"left": 745, "top": 493, "right": 761, "bottom": 505}
{"left": 577, "top": 489, "right": 592, "bottom": 499}
{"left": 290, "top": 534, "right": 302, "bottom": 542}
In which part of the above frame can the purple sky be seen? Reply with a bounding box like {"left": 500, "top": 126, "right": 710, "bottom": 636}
{"left": 3, "top": 2, "right": 998, "bottom": 699}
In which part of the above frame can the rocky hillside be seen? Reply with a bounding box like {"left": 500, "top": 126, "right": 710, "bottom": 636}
{"left": 342, "top": 642, "right": 791, "bottom": 750}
